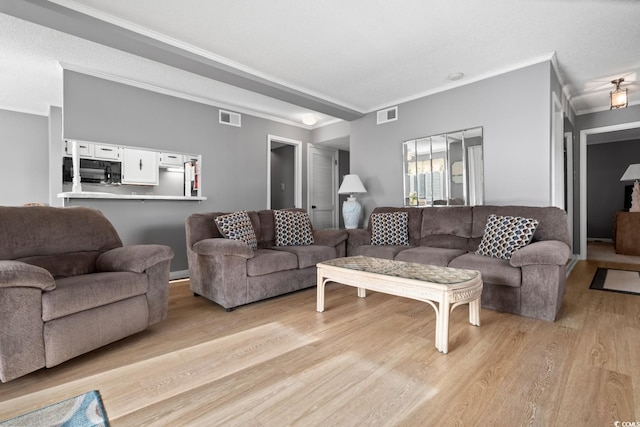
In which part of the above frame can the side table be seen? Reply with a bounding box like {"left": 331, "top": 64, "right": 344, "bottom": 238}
{"left": 614, "top": 211, "right": 640, "bottom": 255}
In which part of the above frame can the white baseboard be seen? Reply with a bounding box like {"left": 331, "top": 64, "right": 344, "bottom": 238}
{"left": 170, "top": 270, "right": 189, "bottom": 280}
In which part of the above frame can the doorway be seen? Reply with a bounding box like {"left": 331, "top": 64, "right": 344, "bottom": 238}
{"left": 579, "top": 120, "right": 640, "bottom": 259}
{"left": 267, "top": 135, "right": 302, "bottom": 210}
{"left": 270, "top": 143, "right": 295, "bottom": 209}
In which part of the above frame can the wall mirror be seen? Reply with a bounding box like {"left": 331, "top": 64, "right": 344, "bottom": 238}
{"left": 403, "top": 127, "right": 484, "bottom": 206}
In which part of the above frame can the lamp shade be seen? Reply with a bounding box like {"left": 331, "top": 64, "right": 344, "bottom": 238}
{"left": 338, "top": 174, "right": 367, "bottom": 195}
{"left": 620, "top": 164, "right": 640, "bottom": 181}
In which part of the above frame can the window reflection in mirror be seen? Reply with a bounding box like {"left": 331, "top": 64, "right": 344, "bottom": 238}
{"left": 403, "top": 127, "right": 483, "bottom": 207}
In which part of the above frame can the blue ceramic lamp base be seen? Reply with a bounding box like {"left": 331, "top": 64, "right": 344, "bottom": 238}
{"left": 342, "top": 196, "right": 361, "bottom": 229}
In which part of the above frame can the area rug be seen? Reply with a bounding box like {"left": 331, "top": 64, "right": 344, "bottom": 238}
{"left": 589, "top": 267, "right": 640, "bottom": 295}
{"left": 0, "top": 390, "right": 109, "bottom": 427}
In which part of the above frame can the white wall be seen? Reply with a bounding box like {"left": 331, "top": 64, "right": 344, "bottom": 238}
{"left": 350, "top": 61, "right": 553, "bottom": 220}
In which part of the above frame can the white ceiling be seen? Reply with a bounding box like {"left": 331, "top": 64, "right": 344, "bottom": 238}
{"left": 1, "top": 0, "right": 639, "bottom": 128}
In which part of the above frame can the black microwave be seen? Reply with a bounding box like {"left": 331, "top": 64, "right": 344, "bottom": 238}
{"left": 62, "top": 157, "right": 122, "bottom": 184}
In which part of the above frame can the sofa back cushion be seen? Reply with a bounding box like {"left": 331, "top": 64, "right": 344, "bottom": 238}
{"left": 17, "top": 251, "right": 102, "bottom": 279}
{"left": 470, "top": 205, "right": 570, "bottom": 252}
{"left": 0, "top": 205, "right": 122, "bottom": 262}
{"left": 186, "top": 212, "right": 222, "bottom": 249}
{"left": 419, "top": 206, "right": 473, "bottom": 250}
{"left": 188, "top": 209, "right": 312, "bottom": 250}
{"left": 368, "top": 207, "right": 422, "bottom": 246}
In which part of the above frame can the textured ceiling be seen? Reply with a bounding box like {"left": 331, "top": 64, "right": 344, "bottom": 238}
{"left": 1, "top": 0, "right": 639, "bottom": 127}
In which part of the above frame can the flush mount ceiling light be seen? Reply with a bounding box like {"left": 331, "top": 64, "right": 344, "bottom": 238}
{"left": 447, "top": 72, "right": 464, "bottom": 81}
{"left": 610, "top": 78, "right": 628, "bottom": 109}
{"left": 302, "top": 113, "right": 318, "bottom": 126}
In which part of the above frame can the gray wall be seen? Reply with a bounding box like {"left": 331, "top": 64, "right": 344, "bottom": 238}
{"left": 270, "top": 145, "right": 295, "bottom": 209}
{"left": 48, "top": 106, "right": 64, "bottom": 206}
{"left": 350, "top": 61, "right": 554, "bottom": 223}
{"left": 587, "top": 139, "right": 640, "bottom": 239}
{"left": 0, "top": 109, "right": 49, "bottom": 206}
{"left": 62, "top": 70, "right": 311, "bottom": 274}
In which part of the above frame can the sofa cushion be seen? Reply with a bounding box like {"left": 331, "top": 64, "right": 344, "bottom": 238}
{"left": 273, "top": 245, "right": 336, "bottom": 269}
{"left": 0, "top": 206, "right": 122, "bottom": 260}
{"left": 370, "top": 212, "right": 409, "bottom": 246}
{"left": 352, "top": 245, "right": 408, "bottom": 260}
{"left": 42, "top": 271, "right": 148, "bottom": 322}
{"left": 215, "top": 211, "right": 258, "bottom": 250}
{"left": 246, "top": 249, "right": 298, "bottom": 277}
{"left": 274, "top": 210, "right": 314, "bottom": 246}
{"left": 420, "top": 206, "right": 473, "bottom": 250}
{"left": 449, "top": 253, "right": 522, "bottom": 287}
{"left": 394, "top": 246, "right": 467, "bottom": 267}
{"left": 17, "top": 251, "right": 101, "bottom": 279}
{"left": 476, "top": 214, "right": 539, "bottom": 260}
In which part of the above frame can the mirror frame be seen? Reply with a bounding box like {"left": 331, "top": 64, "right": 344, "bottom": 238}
{"left": 403, "top": 127, "right": 483, "bottom": 207}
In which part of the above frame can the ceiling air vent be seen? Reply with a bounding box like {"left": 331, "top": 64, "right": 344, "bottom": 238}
{"left": 376, "top": 106, "right": 398, "bottom": 125}
{"left": 219, "top": 110, "right": 241, "bottom": 127}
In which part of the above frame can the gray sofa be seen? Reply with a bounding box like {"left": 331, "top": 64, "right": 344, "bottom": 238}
{"left": 346, "top": 205, "right": 571, "bottom": 321}
{"left": 0, "top": 206, "right": 174, "bottom": 382}
{"left": 186, "top": 209, "right": 347, "bottom": 310}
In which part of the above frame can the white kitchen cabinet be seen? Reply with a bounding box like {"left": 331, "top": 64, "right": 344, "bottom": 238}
{"left": 94, "top": 144, "right": 121, "bottom": 160}
{"left": 122, "top": 148, "right": 158, "bottom": 185}
{"left": 159, "top": 152, "right": 183, "bottom": 167}
{"left": 64, "top": 140, "right": 94, "bottom": 158}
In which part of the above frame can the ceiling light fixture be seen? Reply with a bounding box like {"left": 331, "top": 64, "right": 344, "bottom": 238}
{"left": 302, "top": 114, "right": 318, "bottom": 126}
{"left": 610, "top": 78, "right": 628, "bottom": 110}
{"left": 448, "top": 72, "right": 464, "bottom": 81}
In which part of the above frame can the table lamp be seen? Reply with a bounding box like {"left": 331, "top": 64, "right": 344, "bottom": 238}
{"left": 620, "top": 164, "right": 640, "bottom": 212}
{"left": 338, "top": 174, "right": 367, "bottom": 228}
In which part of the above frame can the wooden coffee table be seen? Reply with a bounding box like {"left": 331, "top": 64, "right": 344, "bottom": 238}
{"left": 316, "top": 256, "right": 483, "bottom": 354}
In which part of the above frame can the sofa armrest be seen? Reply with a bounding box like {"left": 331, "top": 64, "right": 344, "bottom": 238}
{"left": 192, "top": 238, "right": 254, "bottom": 259}
{"left": 312, "top": 229, "right": 348, "bottom": 247}
{"left": 345, "top": 228, "right": 371, "bottom": 256}
{"left": 0, "top": 261, "right": 55, "bottom": 290}
{"left": 97, "top": 244, "right": 175, "bottom": 273}
{"left": 346, "top": 229, "right": 371, "bottom": 246}
{"left": 509, "top": 240, "right": 570, "bottom": 267}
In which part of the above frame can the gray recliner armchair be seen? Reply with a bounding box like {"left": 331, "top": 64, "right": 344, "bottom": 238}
{"left": 0, "top": 206, "right": 174, "bottom": 382}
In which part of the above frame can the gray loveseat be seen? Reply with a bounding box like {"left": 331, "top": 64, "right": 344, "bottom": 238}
{"left": 0, "top": 206, "right": 174, "bottom": 382}
{"left": 347, "top": 205, "right": 571, "bottom": 321}
{"left": 186, "top": 209, "right": 347, "bottom": 310}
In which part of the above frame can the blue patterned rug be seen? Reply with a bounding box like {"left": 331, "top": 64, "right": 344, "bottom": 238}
{"left": 0, "top": 390, "right": 109, "bottom": 427}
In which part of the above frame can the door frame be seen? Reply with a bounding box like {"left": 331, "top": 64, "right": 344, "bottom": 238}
{"left": 579, "top": 120, "right": 640, "bottom": 259}
{"left": 550, "top": 92, "right": 565, "bottom": 208}
{"left": 307, "top": 144, "right": 339, "bottom": 228}
{"left": 565, "top": 130, "right": 573, "bottom": 253}
{"left": 267, "top": 134, "right": 302, "bottom": 209}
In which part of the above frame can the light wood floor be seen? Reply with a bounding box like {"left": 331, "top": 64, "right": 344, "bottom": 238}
{"left": 1, "top": 254, "right": 639, "bottom": 426}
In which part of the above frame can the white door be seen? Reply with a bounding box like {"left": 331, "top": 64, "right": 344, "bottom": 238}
{"left": 308, "top": 145, "right": 338, "bottom": 229}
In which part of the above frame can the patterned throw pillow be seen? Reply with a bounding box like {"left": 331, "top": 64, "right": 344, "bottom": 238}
{"left": 214, "top": 211, "right": 258, "bottom": 250}
{"left": 274, "top": 210, "right": 314, "bottom": 246}
{"left": 370, "top": 211, "right": 410, "bottom": 246}
{"left": 476, "top": 214, "right": 539, "bottom": 260}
